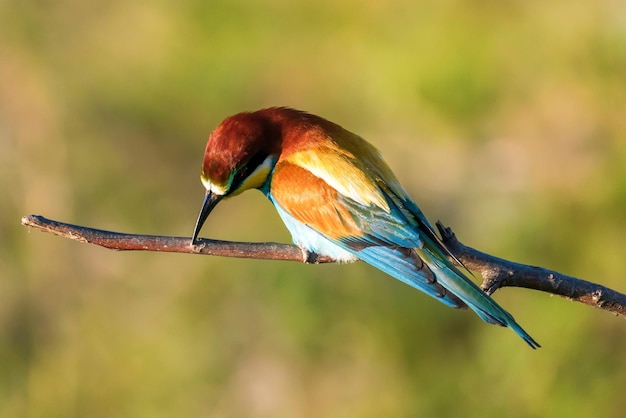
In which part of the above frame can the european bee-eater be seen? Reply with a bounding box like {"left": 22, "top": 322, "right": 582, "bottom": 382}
{"left": 192, "top": 107, "right": 539, "bottom": 348}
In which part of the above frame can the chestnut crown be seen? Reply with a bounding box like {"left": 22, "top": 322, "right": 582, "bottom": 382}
{"left": 200, "top": 110, "right": 282, "bottom": 197}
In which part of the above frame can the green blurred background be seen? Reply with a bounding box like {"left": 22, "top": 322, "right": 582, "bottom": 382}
{"left": 3, "top": 0, "right": 626, "bottom": 416}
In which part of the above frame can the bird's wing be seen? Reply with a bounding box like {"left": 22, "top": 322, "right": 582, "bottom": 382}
{"left": 271, "top": 154, "right": 540, "bottom": 348}
{"left": 270, "top": 158, "right": 466, "bottom": 308}
{"left": 345, "top": 180, "right": 535, "bottom": 329}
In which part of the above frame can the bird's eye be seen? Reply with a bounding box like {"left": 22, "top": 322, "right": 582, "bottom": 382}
{"left": 229, "top": 152, "right": 269, "bottom": 193}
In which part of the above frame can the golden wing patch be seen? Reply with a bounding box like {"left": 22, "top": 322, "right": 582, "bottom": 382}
{"left": 285, "top": 147, "right": 390, "bottom": 211}
{"left": 270, "top": 161, "right": 363, "bottom": 240}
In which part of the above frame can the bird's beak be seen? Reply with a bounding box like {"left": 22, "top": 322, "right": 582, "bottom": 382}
{"left": 191, "top": 190, "right": 223, "bottom": 244}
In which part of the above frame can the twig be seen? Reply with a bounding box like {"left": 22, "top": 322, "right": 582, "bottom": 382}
{"left": 21, "top": 214, "right": 626, "bottom": 317}
{"left": 20, "top": 214, "right": 335, "bottom": 263}
{"left": 436, "top": 222, "right": 626, "bottom": 317}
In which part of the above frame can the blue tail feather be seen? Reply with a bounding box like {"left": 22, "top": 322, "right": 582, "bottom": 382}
{"left": 351, "top": 245, "right": 466, "bottom": 309}
{"left": 417, "top": 246, "right": 540, "bottom": 349}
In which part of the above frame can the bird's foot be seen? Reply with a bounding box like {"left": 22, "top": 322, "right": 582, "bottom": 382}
{"left": 301, "top": 248, "right": 321, "bottom": 264}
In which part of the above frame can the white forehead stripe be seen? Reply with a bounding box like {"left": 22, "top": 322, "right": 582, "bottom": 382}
{"left": 201, "top": 178, "right": 227, "bottom": 195}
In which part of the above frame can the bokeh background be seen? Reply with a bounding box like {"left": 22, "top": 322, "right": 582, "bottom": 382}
{"left": 3, "top": 1, "right": 626, "bottom": 417}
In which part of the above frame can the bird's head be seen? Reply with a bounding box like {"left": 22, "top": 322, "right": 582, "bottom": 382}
{"left": 192, "top": 110, "right": 282, "bottom": 243}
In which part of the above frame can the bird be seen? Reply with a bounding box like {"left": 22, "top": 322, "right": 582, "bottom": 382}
{"left": 191, "top": 107, "right": 539, "bottom": 348}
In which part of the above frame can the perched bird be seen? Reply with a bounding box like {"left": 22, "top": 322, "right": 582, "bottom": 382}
{"left": 192, "top": 107, "right": 539, "bottom": 348}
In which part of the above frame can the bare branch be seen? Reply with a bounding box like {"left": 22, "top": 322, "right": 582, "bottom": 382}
{"left": 20, "top": 214, "right": 335, "bottom": 263}
{"left": 22, "top": 214, "right": 626, "bottom": 317}
{"left": 436, "top": 222, "right": 626, "bottom": 317}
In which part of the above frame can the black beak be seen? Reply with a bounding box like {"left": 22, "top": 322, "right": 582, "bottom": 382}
{"left": 191, "top": 191, "right": 223, "bottom": 244}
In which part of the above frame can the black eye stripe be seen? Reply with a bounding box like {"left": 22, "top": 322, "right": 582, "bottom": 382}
{"left": 245, "top": 152, "right": 268, "bottom": 176}
{"left": 230, "top": 152, "right": 269, "bottom": 192}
